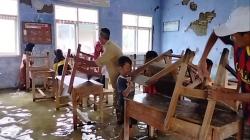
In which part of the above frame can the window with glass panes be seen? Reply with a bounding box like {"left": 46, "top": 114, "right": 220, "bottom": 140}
{"left": 122, "top": 14, "right": 152, "bottom": 54}
{"left": 55, "top": 5, "right": 98, "bottom": 54}
{"left": 0, "top": 0, "right": 19, "bottom": 56}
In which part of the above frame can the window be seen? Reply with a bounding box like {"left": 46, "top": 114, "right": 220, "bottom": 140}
{"left": 0, "top": 0, "right": 19, "bottom": 56}
{"left": 55, "top": 5, "right": 98, "bottom": 54}
{"left": 122, "top": 14, "right": 152, "bottom": 54}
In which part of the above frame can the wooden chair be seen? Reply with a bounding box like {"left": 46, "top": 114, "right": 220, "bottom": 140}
{"left": 26, "top": 52, "right": 55, "bottom": 101}
{"left": 55, "top": 49, "right": 72, "bottom": 109}
{"left": 125, "top": 49, "right": 193, "bottom": 138}
{"left": 203, "top": 48, "right": 246, "bottom": 140}
{"left": 162, "top": 48, "right": 241, "bottom": 140}
{"left": 124, "top": 48, "right": 242, "bottom": 140}
{"left": 55, "top": 47, "right": 102, "bottom": 110}
{"left": 68, "top": 45, "right": 105, "bottom": 130}
{"left": 131, "top": 49, "right": 185, "bottom": 97}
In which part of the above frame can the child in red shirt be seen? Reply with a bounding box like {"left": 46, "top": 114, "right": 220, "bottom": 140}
{"left": 143, "top": 51, "right": 158, "bottom": 95}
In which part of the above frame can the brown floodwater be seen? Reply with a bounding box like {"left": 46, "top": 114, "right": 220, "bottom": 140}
{"left": 0, "top": 89, "right": 177, "bottom": 140}
{"left": 0, "top": 89, "right": 249, "bottom": 140}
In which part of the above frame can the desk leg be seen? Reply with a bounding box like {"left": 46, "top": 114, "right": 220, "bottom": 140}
{"left": 124, "top": 100, "right": 129, "bottom": 140}
{"left": 55, "top": 79, "right": 60, "bottom": 110}
{"left": 236, "top": 118, "right": 243, "bottom": 140}
{"left": 99, "top": 92, "right": 104, "bottom": 123}
{"left": 72, "top": 90, "right": 78, "bottom": 130}
{"left": 52, "top": 75, "right": 56, "bottom": 98}
{"left": 149, "top": 126, "right": 154, "bottom": 137}
{"left": 32, "top": 77, "right": 36, "bottom": 102}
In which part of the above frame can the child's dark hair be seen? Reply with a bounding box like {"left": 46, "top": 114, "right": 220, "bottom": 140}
{"left": 54, "top": 49, "right": 65, "bottom": 63}
{"left": 145, "top": 51, "right": 158, "bottom": 63}
{"left": 100, "top": 28, "right": 110, "bottom": 40}
{"left": 24, "top": 43, "right": 35, "bottom": 52}
{"left": 118, "top": 56, "right": 132, "bottom": 67}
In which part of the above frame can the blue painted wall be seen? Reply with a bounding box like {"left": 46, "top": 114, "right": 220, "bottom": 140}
{"left": 0, "top": 0, "right": 161, "bottom": 89}
{"left": 0, "top": 1, "right": 54, "bottom": 89}
{"left": 160, "top": 0, "right": 250, "bottom": 78}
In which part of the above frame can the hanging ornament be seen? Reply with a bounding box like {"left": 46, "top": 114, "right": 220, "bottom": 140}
{"left": 31, "top": 0, "right": 44, "bottom": 11}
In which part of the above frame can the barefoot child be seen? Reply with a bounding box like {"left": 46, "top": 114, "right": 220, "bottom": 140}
{"left": 116, "top": 56, "right": 137, "bottom": 136}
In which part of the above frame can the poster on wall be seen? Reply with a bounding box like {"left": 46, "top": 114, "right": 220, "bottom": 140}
{"left": 22, "top": 22, "right": 52, "bottom": 44}
{"left": 57, "top": 0, "right": 110, "bottom": 7}
{"left": 163, "top": 20, "right": 180, "bottom": 32}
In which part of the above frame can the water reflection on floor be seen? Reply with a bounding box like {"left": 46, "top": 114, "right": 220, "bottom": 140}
{"left": 0, "top": 89, "right": 175, "bottom": 140}
{"left": 1, "top": 89, "right": 248, "bottom": 140}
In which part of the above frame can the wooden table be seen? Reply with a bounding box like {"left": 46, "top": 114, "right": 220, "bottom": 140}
{"left": 124, "top": 93, "right": 240, "bottom": 140}
{"left": 55, "top": 75, "right": 101, "bottom": 109}
{"left": 71, "top": 79, "right": 103, "bottom": 130}
{"left": 54, "top": 75, "right": 104, "bottom": 130}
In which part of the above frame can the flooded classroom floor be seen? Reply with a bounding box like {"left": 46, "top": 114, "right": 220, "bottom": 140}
{"left": 0, "top": 89, "right": 249, "bottom": 140}
{"left": 0, "top": 89, "right": 181, "bottom": 140}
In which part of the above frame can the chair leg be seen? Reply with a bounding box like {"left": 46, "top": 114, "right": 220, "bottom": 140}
{"left": 72, "top": 90, "right": 78, "bottom": 130}
{"left": 26, "top": 75, "right": 30, "bottom": 90}
{"left": 51, "top": 77, "right": 56, "bottom": 98}
{"left": 94, "top": 95, "right": 97, "bottom": 111}
{"left": 148, "top": 126, "right": 154, "bottom": 137}
{"left": 199, "top": 100, "right": 216, "bottom": 140}
{"left": 55, "top": 80, "right": 60, "bottom": 110}
{"left": 105, "top": 94, "right": 109, "bottom": 104}
{"left": 99, "top": 92, "right": 104, "bottom": 123}
{"left": 236, "top": 118, "right": 244, "bottom": 140}
{"left": 124, "top": 100, "right": 130, "bottom": 140}
{"left": 32, "top": 77, "right": 36, "bottom": 102}
{"left": 87, "top": 97, "right": 91, "bottom": 107}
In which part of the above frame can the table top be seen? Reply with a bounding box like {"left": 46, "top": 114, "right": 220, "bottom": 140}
{"left": 57, "top": 75, "right": 102, "bottom": 87}
{"left": 125, "top": 93, "right": 238, "bottom": 127}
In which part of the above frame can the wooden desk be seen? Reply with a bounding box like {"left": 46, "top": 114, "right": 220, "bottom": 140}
{"left": 124, "top": 93, "right": 240, "bottom": 140}
{"left": 71, "top": 79, "right": 103, "bottom": 130}
{"left": 55, "top": 75, "right": 104, "bottom": 130}
{"left": 55, "top": 75, "right": 100, "bottom": 109}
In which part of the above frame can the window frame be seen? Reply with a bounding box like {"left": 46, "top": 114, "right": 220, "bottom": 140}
{"left": 122, "top": 13, "right": 152, "bottom": 55}
{"left": 0, "top": 0, "right": 20, "bottom": 57}
{"left": 54, "top": 4, "right": 99, "bottom": 54}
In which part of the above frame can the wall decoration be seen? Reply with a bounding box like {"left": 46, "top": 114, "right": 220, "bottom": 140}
{"left": 182, "top": 0, "right": 190, "bottom": 5}
{"left": 163, "top": 20, "right": 180, "bottom": 32}
{"left": 37, "top": 4, "right": 53, "bottom": 13}
{"left": 189, "top": 2, "right": 197, "bottom": 11}
{"left": 181, "top": 0, "right": 198, "bottom": 11}
{"left": 20, "top": 0, "right": 32, "bottom": 6}
{"left": 186, "top": 10, "right": 216, "bottom": 36}
{"left": 31, "top": 0, "right": 44, "bottom": 10}
{"left": 22, "top": 22, "right": 52, "bottom": 44}
{"left": 20, "top": 0, "right": 53, "bottom": 13}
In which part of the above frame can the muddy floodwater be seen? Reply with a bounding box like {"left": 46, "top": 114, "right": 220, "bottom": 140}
{"left": 0, "top": 89, "right": 249, "bottom": 140}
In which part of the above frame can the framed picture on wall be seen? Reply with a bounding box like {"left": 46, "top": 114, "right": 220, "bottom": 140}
{"left": 22, "top": 22, "right": 52, "bottom": 44}
{"left": 163, "top": 20, "right": 180, "bottom": 32}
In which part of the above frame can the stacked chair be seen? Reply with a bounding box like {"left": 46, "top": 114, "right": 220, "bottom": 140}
{"left": 124, "top": 48, "right": 243, "bottom": 140}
